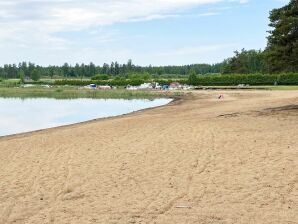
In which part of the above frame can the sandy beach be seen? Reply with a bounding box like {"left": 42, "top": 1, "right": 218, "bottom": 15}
{"left": 0, "top": 90, "right": 297, "bottom": 224}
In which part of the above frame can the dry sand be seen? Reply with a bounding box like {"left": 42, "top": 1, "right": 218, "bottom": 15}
{"left": 0, "top": 90, "right": 297, "bottom": 224}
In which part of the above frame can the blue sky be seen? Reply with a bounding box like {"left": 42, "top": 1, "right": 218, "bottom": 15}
{"left": 0, "top": 0, "right": 289, "bottom": 66}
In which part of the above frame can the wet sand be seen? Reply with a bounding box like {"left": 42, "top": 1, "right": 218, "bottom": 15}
{"left": 0, "top": 90, "right": 297, "bottom": 224}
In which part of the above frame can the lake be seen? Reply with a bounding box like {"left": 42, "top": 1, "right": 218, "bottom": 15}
{"left": 0, "top": 98, "right": 172, "bottom": 136}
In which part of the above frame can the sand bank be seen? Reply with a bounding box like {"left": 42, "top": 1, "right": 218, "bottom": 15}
{"left": 0, "top": 90, "right": 297, "bottom": 223}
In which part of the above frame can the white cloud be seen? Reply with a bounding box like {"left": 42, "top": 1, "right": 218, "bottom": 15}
{"left": 0, "top": 0, "right": 248, "bottom": 32}
{"left": 0, "top": 0, "right": 248, "bottom": 65}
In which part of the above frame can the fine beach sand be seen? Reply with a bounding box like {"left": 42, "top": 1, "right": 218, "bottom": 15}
{"left": 0, "top": 90, "right": 297, "bottom": 224}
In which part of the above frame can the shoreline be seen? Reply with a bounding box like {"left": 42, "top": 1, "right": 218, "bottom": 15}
{"left": 0, "top": 90, "right": 297, "bottom": 223}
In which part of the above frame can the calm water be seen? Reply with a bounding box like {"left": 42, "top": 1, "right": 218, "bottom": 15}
{"left": 0, "top": 98, "right": 172, "bottom": 136}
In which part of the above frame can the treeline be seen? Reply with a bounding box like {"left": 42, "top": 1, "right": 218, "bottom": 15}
{"left": 0, "top": 60, "right": 222, "bottom": 80}
{"left": 221, "top": 49, "right": 265, "bottom": 74}
{"left": 0, "top": 62, "right": 97, "bottom": 80}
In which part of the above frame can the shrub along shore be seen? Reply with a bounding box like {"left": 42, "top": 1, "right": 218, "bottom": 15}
{"left": 54, "top": 73, "right": 298, "bottom": 86}
{"left": 1, "top": 73, "right": 298, "bottom": 88}
{"left": 193, "top": 73, "right": 298, "bottom": 86}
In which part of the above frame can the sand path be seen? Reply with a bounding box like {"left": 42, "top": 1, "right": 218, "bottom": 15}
{"left": 0, "top": 90, "right": 297, "bottom": 224}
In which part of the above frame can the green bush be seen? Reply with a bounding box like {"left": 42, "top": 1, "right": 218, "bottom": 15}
{"left": 55, "top": 79, "right": 128, "bottom": 86}
{"left": 91, "top": 74, "right": 110, "bottom": 81}
{"left": 54, "top": 74, "right": 298, "bottom": 87}
{"left": 191, "top": 73, "right": 298, "bottom": 86}
{"left": 54, "top": 79, "right": 174, "bottom": 86}
{"left": 0, "top": 79, "right": 20, "bottom": 87}
{"left": 187, "top": 69, "right": 198, "bottom": 85}
{"left": 154, "top": 79, "right": 173, "bottom": 85}
{"left": 128, "top": 72, "right": 151, "bottom": 80}
{"left": 31, "top": 69, "right": 40, "bottom": 81}
{"left": 278, "top": 73, "right": 298, "bottom": 85}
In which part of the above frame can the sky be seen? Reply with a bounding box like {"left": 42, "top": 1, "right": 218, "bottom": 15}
{"left": 0, "top": 0, "right": 290, "bottom": 66}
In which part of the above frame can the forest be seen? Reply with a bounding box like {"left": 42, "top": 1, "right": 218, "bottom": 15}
{"left": 0, "top": 60, "right": 223, "bottom": 80}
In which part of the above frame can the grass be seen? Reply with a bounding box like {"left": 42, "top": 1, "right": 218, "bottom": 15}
{"left": 199, "top": 85, "right": 298, "bottom": 90}
{"left": 262, "top": 86, "right": 298, "bottom": 90}
{"left": 0, "top": 79, "right": 20, "bottom": 87}
{"left": 238, "top": 86, "right": 298, "bottom": 90}
{"left": 0, "top": 86, "right": 184, "bottom": 99}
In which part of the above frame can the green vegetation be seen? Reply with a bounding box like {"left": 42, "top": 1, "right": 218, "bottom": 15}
{"left": 267, "top": 86, "right": 298, "bottom": 90}
{"left": 265, "top": 0, "right": 298, "bottom": 73}
{"left": 0, "top": 87, "right": 183, "bottom": 99}
{"left": 0, "top": 61, "right": 222, "bottom": 80}
{"left": 55, "top": 79, "right": 141, "bottom": 87}
{"left": 54, "top": 78, "right": 184, "bottom": 87}
{"left": 197, "top": 86, "right": 298, "bottom": 90}
{"left": 2, "top": 72, "right": 296, "bottom": 88}
{"left": 191, "top": 73, "right": 298, "bottom": 86}
{"left": 187, "top": 69, "right": 198, "bottom": 85}
{"left": 91, "top": 74, "right": 110, "bottom": 81}
{"left": 0, "top": 79, "right": 20, "bottom": 87}
{"left": 31, "top": 69, "right": 40, "bottom": 81}
{"left": 221, "top": 49, "right": 264, "bottom": 74}
{"left": 19, "top": 69, "right": 25, "bottom": 84}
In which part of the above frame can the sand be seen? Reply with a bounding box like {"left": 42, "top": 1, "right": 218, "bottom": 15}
{"left": 0, "top": 90, "right": 297, "bottom": 224}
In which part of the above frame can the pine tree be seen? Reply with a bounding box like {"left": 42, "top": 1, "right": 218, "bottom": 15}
{"left": 31, "top": 69, "right": 40, "bottom": 81}
{"left": 265, "top": 0, "right": 298, "bottom": 73}
{"left": 187, "top": 69, "right": 198, "bottom": 85}
{"left": 19, "top": 69, "right": 25, "bottom": 84}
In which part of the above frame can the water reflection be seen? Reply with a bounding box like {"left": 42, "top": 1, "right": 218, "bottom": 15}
{"left": 0, "top": 98, "right": 172, "bottom": 136}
